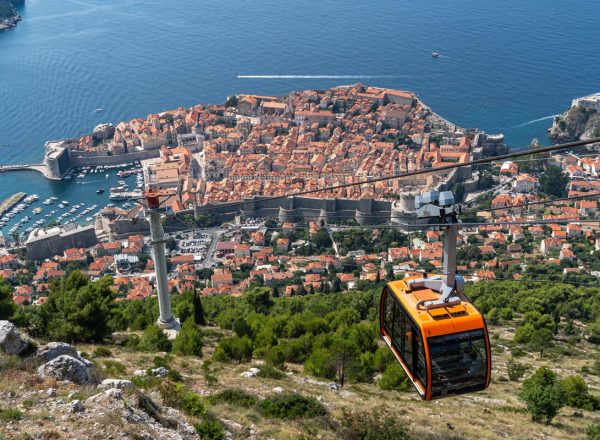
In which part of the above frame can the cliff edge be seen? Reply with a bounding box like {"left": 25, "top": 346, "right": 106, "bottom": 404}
{"left": 0, "top": 0, "right": 22, "bottom": 31}
{"left": 549, "top": 94, "right": 600, "bottom": 143}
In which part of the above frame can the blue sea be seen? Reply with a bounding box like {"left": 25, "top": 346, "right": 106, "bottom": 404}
{"left": 0, "top": 0, "right": 599, "bottom": 231}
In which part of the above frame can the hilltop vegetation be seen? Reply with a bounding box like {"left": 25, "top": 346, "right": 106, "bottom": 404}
{"left": 2, "top": 271, "right": 600, "bottom": 438}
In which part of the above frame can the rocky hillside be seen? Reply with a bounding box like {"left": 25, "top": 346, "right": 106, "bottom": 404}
{"left": 549, "top": 104, "right": 600, "bottom": 143}
{"left": 2, "top": 318, "right": 600, "bottom": 440}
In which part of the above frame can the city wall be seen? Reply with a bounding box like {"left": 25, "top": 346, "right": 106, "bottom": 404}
{"left": 69, "top": 149, "right": 161, "bottom": 168}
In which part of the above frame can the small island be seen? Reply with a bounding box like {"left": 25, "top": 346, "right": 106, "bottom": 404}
{"left": 0, "top": 0, "right": 23, "bottom": 31}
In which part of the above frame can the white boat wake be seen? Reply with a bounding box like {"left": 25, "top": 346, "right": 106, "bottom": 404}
{"left": 513, "top": 114, "right": 560, "bottom": 128}
{"left": 237, "top": 74, "right": 400, "bottom": 79}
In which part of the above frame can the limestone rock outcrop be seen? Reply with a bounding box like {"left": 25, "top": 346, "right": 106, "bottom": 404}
{"left": 37, "top": 355, "right": 91, "bottom": 384}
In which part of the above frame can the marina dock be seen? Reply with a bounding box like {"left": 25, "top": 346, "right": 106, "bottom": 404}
{"left": 0, "top": 192, "right": 26, "bottom": 217}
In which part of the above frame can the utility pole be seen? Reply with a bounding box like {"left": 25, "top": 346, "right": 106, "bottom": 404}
{"left": 145, "top": 190, "right": 180, "bottom": 331}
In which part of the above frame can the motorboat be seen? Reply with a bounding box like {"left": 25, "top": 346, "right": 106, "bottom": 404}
{"left": 96, "top": 188, "right": 105, "bottom": 194}
{"left": 432, "top": 52, "right": 440, "bottom": 58}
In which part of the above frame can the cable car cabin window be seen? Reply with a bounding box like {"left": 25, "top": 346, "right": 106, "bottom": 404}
{"left": 382, "top": 290, "right": 427, "bottom": 386}
{"left": 401, "top": 314, "right": 414, "bottom": 373}
{"left": 428, "top": 329, "right": 487, "bottom": 398}
{"left": 415, "top": 332, "right": 426, "bottom": 387}
{"left": 384, "top": 288, "right": 395, "bottom": 338}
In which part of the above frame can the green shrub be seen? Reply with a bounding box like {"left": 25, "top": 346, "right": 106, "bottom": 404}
{"left": 159, "top": 381, "right": 206, "bottom": 417}
{"left": 511, "top": 346, "right": 525, "bottom": 357}
{"left": 167, "top": 369, "right": 183, "bottom": 382}
{"left": 520, "top": 367, "right": 565, "bottom": 423}
{"left": 173, "top": 318, "right": 203, "bottom": 356}
{"left": 340, "top": 409, "right": 409, "bottom": 440}
{"left": 153, "top": 355, "right": 173, "bottom": 369}
{"left": 103, "top": 360, "right": 126, "bottom": 377}
{"left": 180, "top": 391, "right": 207, "bottom": 417}
{"left": 0, "top": 407, "right": 23, "bottom": 422}
{"left": 138, "top": 324, "right": 172, "bottom": 352}
{"left": 257, "top": 364, "right": 285, "bottom": 379}
{"left": 561, "top": 375, "right": 600, "bottom": 411}
{"left": 588, "top": 423, "right": 600, "bottom": 440}
{"left": 351, "top": 351, "right": 375, "bottom": 383}
{"left": 372, "top": 347, "right": 394, "bottom": 373}
{"left": 204, "top": 372, "right": 218, "bottom": 386}
{"left": 0, "top": 354, "right": 23, "bottom": 371}
{"left": 378, "top": 363, "right": 411, "bottom": 391}
{"left": 208, "top": 389, "right": 258, "bottom": 408}
{"left": 194, "top": 417, "right": 224, "bottom": 440}
{"left": 508, "top": 360, "right": 528, "bottom": 381}
{"left": 131, "top": 375, "right": 162, "bottom": 390}
{"left": 304, "top": 348, "right": 335, "bottom": 380}
{"left": 259, "top": 393, "right": 326, "bottom": 419}
{"left": 589, "top": 320, "right": 600, "bottom": 345}
{"left": 265, "top": 346, "right": 286, "bottom": 369}
{"left": 93, "top": 346, "right": 112, "bottom": 358}
{"left": 126, "top": 334, "right": 140, "bottom": 350}
{"left": 212, "top": 336, "right": 252, "bottom": 363}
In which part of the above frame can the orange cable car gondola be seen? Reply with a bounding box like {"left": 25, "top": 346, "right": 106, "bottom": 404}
{"left": 380, "top": 276, "right": 491, "bottom": 400}
{"left": 380, "top": 190, "right": 491, "bottom": 400}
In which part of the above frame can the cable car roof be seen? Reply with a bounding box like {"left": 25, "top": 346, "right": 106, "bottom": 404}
{"left": 387, "top": 278, "right": 485, "bottom": 338}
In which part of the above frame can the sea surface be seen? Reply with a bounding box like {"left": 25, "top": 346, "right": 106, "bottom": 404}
{"left": 0, "top": 0, "right": 599, "bottom": 233}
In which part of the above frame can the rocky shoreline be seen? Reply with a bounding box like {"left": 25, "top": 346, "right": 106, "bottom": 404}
{"left": 549, "top": 94, "right": 600, "bottom": 144}
{"left": 0, "top": 0, "right": 22, "bottom": 31}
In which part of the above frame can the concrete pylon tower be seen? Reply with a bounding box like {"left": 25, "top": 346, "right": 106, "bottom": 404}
{"left": 145, "top": 190, "right": 180, "bottom": 331}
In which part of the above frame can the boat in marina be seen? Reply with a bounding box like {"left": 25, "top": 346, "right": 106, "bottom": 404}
{"left": 96, "top": 188, "right": 105, "bottom": 194}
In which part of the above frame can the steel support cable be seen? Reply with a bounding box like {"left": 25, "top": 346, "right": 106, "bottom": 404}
{"left": 464, "top": 191, "right": 600, "bottom": 215}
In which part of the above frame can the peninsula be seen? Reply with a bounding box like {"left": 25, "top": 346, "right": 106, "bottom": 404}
{"left": 42, "top": 85, "right": 506, "bottom": 213}
{"left": 0, "top": 0, "right": 22, "bottom": 31}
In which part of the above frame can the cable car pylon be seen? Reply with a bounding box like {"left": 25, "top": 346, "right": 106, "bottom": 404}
{"left": 380, "top": 190, "right": 491, "bottom": 400}
{"left": 144, "top": 188, "right": 181, "bottom": 336}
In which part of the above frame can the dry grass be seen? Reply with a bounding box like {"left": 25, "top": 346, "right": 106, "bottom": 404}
{"left": 1, "top": 323, "right": 599, "bottom": 439}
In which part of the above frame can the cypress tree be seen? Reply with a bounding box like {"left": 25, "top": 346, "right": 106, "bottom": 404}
{"left": 193, "top": 292, "right": 206, "bottom": 326}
